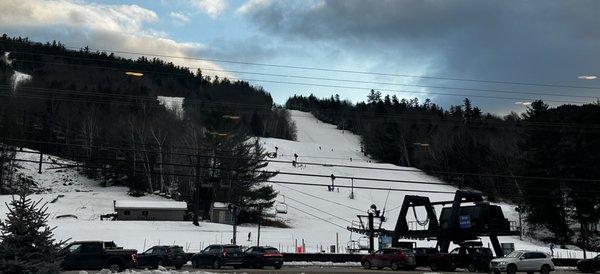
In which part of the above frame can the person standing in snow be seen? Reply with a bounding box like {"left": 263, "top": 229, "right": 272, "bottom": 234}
{"left": 549, "top": 243, "right": 555, "bottom": 257}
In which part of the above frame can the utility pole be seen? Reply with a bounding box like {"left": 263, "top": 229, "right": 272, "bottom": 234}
{"left": 257, "top": 206, "right": 263, "bottom": 246}
{"left": 192, "top": 151, "right": 201, "bottom": 226}
{"left": 581, "top": 213, "right": 590, "bottom": 259}
{"left": 515, "top": 206, "right": 523, "bottom": 240}
{"left": 229, "top": 204, "right": 241, "bottom": 244}
{"left": 368, "top": 212, "right": 375, "bottom": 254}
{"left": 38, "top": 150, "right": 43, "bottom": 174}
{"left": 349, "top": 178, "right": 355, "bottom": 199}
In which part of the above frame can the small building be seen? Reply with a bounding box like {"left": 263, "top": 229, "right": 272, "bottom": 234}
{"left": 113, "top": 200, "right": 187, "bottom": 221}
{"left": 210, "top": 202, "right": 234, "bottom": 225}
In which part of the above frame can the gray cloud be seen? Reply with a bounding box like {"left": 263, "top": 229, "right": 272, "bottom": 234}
{"left": 238, "top": 0, "right": 600, "bottom": 111}
{"left": 0, "top": 0, "right": 233, "bottom": 79}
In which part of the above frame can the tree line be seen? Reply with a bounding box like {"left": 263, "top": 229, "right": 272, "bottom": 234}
{"left": 286, "top": 91, "right": 600, "bottom": 248}
{"left": 0, "top": 35, "right": 297, "bottom": 222}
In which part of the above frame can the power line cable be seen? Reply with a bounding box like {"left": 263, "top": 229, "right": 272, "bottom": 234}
{"left": 7, "top": 157, "right": 598, "bottom": 204}
{"left": 7, "top": 148, "right": 600, "bottom": 196}
{"left": 6, "top": 42, "right": 600, "bottom": 91}
{"left": 284, "top": 203, "right": 347, "bottom": 229}
{"left": 275, "top": 184, "right": 364, "bottom": 212}
{"left": 9, "top": 57, "right": 600, "bottom": 100}
{"left": 4, "top": 85, "right": 600, "bottom": 132}
{"left": 4, "top": 137, "right": 600, "bottom": 183}
{"left": 284, "top": 195, "right": 352, "bottom": 224}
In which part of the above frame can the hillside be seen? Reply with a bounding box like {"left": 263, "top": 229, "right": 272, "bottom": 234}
{"left": 0, "top": 36, "right": 296, "bottom": 203}
{"left": 0, "top": 110, "right": 593, "bottom": 259}
{"left": 286, "top": 94, "right": 600, "bottom": 245}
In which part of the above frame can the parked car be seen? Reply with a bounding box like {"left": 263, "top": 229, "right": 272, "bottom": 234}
{"left": 429, "top": 244, "right": 493, "bottom": 272}
{"left": 243, "top": 246, "right": 284, "bottom": 269}
{"left": 413, "top": 247, "right": 439, "bottom": 267}
{"left": 577, "top": 255, "right": 600, "bottom": 273}
{"left": 135, "top": 245, "right": 188, "bottom": 270}
{"left": 490, "top": 250, "right": 554, "bottom": 274}
{"left": 361, "top": 247, "right": 416, "bottom": 270}
{"left": 191, "top": 244, "right": 245, "bottom": 269}
{"left": 60, "top": 241, "right": 138, "bottom": 272}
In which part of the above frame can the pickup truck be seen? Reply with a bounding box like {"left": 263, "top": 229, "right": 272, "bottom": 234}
{"left": 60, "top": 241, "right": 138, "bottom": 272}
{"left": 429, "top": 245, "right": 494, "bottom": 272}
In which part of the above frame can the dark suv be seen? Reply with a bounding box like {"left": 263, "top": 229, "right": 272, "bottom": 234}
{"left": 430, "top": 245, "right": 494, "bottom": 272}
{"left": 361, "top": 248, "right": 416, "bottom": 270}
{"left": 576, "top": 255, "right": 600, "bottom": 273}
{"left": 192, "top": 244, "right": 245, "bottom": 269}
{"left": 243, "top": 246, "right": 284, "bottom": 269}
{"left": 135, "top": 245, "right": 187, "bottom": 269}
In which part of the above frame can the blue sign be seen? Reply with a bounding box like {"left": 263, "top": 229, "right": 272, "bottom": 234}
{"left": 459, "top": 215, "right": 471, "bottom": 229}
{"left": 378, "top": 235, "right": 392, "bottom": 248}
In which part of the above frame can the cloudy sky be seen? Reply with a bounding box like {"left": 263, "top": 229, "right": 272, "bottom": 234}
{"left": 1, "top": 0, "right": 599, "bottom": 114}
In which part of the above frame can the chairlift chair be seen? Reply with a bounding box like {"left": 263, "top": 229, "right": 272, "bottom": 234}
{"left": 347, "top": 240, "right": 360, "bottom": 254}
{"left": 358, "top": 236, "right": 370, "bottom": 250}
{"left": 275, "top": 195, "right": 288, "bottom": 214}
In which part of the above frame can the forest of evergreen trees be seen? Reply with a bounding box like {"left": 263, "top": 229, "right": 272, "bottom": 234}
{"left": 286, "top": 91, "right": 600, "bottom": 247}
{"left": 0, "top": 36, "right": 296, "bottom": 221}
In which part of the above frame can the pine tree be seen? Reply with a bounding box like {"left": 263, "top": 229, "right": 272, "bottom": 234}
{"left": 0, "top": 184, "right": 65, "bottom": 274}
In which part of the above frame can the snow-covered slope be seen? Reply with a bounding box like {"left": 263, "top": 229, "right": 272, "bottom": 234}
{"left": 0, "top": 110, "right": 593, "bottom": 259}
{"left": 261, "top": 110, "right": 457, "bottom": 232}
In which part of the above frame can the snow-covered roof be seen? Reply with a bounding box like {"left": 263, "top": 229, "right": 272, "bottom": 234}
{"left": 114, "top": 200, "right": 187, "bottom": 210}
{"left": 212, "top": 202, "right": 230, "bottom": 208}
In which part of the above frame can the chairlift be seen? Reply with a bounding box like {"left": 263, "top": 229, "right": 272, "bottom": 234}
{"left": 358, "top": 236, "right": 370, "bottom": 249}
{"left": 347, "top": 240, "right": 360, "bottom": 254}
{"left": 275, "top": 195, "right": 288, "bottom": 214}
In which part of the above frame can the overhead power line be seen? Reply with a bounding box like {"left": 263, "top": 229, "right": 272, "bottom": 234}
{"left": 4, "top": 84, "right": 600, "bottom": 132}
{"left": 285, "top": 195, "right": 352, "bottom": 224}
{"left": 4, "top": 137, "right": 600, "bottom": 183}
{"left": 8, "top": 157, "right": 458, "bottom": 195}
{"left": 284, "top": 203, "right": 347, "bottom": 229}
{"left": 9, "top": 57, "right": 600, "bottom": 100}
{"left": 268, "top": 184, "right": 364, "bottom": 212}
{"left": 6, "top": 43, "right": 600, "bottom": 91}
{"left": 2, "top": 61, "right": 593, "bottom": 105}
{"left": 8, "top": 157, "right": 600, "bottom": 202}
{"left": 7, "top": 148, "right": 600, "bottom": 196}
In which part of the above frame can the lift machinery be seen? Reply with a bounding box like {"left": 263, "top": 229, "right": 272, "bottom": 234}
{"left": 348, "top": 190, "right": 520, "bottom": 256}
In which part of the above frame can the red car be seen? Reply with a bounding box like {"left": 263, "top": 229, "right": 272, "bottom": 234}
{"left": 243, "top": 246, "right": 284, "bottom": 269}
{"left": 362, "top": 248, "right": 417, "bottom": 271}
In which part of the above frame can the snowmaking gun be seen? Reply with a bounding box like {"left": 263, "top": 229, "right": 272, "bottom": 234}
{"left": 347, "top": 190, "right": 520, "bottom": 256}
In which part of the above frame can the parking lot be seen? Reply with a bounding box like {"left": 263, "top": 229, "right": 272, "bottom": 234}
{"left": 61, "top": 265, "right": 579, "bottom": 274}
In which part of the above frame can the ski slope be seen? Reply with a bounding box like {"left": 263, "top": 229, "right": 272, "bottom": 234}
{"left": 0, "top": 110, "right": 592, "bottom": 259}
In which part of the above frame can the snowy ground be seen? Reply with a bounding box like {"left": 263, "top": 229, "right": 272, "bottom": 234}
{"left": 0, "top": 110, "right": 595, "bottom": 259}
